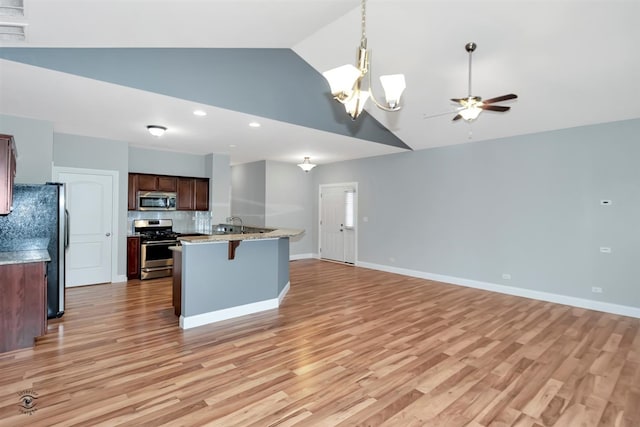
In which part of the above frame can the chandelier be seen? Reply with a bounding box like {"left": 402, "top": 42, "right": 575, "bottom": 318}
{"left": 297, "top": 157, "right": 317, "bottom": 172}
{"left": 322, "top": 0, "right": 406, "bottom": 120}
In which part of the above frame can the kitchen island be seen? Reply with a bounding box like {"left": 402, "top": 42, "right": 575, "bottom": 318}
{"left": 175, "top": 227, "right": 303, "bottom": 329}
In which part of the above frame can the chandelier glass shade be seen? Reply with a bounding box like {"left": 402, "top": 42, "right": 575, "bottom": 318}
{"left": 297, "top": 157, "right": 317, "bottom": 172}
{"left": 322, "top": 0, "right": 406, "bottom": 120}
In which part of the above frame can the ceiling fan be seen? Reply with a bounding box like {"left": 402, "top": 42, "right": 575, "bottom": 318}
{"left": 424, "top": 42, "right": 517, "bottom": 122}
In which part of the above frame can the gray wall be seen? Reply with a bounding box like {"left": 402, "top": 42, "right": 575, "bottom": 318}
{"left": 206, "top": 153, "right": 231, "bottom": 224}
{"left": 0, "top": 115, "right": 53, "bottom": 184}
{"left": 129, "top": 146, "right": 207, "bottom": 177}
{"left": 312, "top": 118, "right": 640, "bottom": 309}
{"left": 53, "top": 133, "right": 130, "bottom": 278}
{"left": 266, "top": 160, "right": 314, "bottom": 256}
{"left": 231, "top": 161, "right": 266, "bottom": 226}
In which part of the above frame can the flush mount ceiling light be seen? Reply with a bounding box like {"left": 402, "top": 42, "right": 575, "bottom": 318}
{"left": 193, "top": 109, "right": 207, "bottom": 117}
{"left": 248, "top": 121, "right": 261, "bottom": 128}
{"left": 322, "top": 0, "right": 406, "bottom": 121}
{"left": 147, "top": 125, "right": 167, "bottom": 137}
{"left": 297, "top": 157, "right": 316, "bottom": 173}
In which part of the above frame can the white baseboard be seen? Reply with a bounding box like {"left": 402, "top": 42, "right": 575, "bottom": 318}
{"left": 278, "top": 281, "right": 290, "bottom": 304}
{"left": 357, "top": 261, "right": 640, "bottom": 319}
{"left": 113, "top": 274, "right": 128, "bottom": 283}
{"left": 290, "top": 253, "right": 314, "bottom": 260}
{"left": 180, "top": 298, "right": 279, "bottom": 330}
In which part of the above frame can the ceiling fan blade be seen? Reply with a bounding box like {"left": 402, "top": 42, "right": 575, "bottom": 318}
{"left": 482, "top": 105, "right": 510, "bottom": 112}
{"left": 483, "top": 94, "right": 517, "bottom": 104}
{"left": 452, "top": 114, "right": 463, "bottom": 121}
{"left": 450, "top": 98, "right": 464, "bottom": 104}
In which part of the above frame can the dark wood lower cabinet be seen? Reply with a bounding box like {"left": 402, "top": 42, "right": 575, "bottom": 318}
{"left": 0, "top": 261, "right": 47, "bottom": 353}
{"left": 172, "top": 249, "right": 182, "bottom": 316}
{"left": 127, "top": 236, "right": 140, "bottom": 280}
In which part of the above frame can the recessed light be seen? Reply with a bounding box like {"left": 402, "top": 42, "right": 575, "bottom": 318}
{"left": 229, "top": 144, "right": 237, "bottom": 148}
{"left": 249, "top": 122, "right": 261, "bottom": 128}
{"left": 193, "top": 110, "right": 207, "bottom": 117}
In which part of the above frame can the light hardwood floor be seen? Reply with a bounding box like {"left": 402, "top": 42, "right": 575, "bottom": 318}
{"left": 1, "top": 259, "right": 639, "bottom": 426}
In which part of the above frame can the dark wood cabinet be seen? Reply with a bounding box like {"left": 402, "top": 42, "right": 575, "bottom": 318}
{"left": 177, "top": 177, "right": 195, "bottom": 210}
{"left": 177, "top": 177, "right": 210, "bottom": 211}
{"left": 128, "top": 173, "right": 138, "bottom": 210}
{"left": 172, "top": 249, "right": 182, "bottom": 316}
{"left": 0, "top": 134, "right": 17, "bottom": 215}
{"left": 127, "top": 236, "right": 141, "bottom": 280}
{"left": 136, "top": 174, "right": 177, "bottom": 192}
{"left": 0, "top": 261, "right": 47, "bottom": 353}
{"left": 129, "top": 173, "right": 209, "bottom": 211}
{"left": 195, "top": 178, "right": 210, "bottom": 211}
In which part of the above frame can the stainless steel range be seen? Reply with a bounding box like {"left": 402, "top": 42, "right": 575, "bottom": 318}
{"left": 134, "top": 219, "right": 179, "bottom": 280}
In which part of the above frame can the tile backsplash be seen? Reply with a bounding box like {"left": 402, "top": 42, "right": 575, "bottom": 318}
{"left": 128, "top": 210, "right": 213, "bottom": 234}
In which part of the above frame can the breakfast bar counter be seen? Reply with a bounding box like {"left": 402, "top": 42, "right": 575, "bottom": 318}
{"left": 176, "top": 227, "right": 303, "bottom": 329}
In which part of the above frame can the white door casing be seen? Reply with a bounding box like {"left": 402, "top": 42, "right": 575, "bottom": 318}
{"left": 54, "top": 168, "right": 118, "bottom": 287}
{"left": 319, "top": 183, "right": 357, "bottom": 264}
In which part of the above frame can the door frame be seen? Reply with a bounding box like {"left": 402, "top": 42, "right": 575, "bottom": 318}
{"left": 318, "top": 181, "right": 358, "bottom": 264}
{"left": 52, "top": 166, "right": 121, "bottom": 284}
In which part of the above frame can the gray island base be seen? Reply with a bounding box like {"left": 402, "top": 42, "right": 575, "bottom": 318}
{"left": 178, "top": 228, "right": 302, "bottom": 329}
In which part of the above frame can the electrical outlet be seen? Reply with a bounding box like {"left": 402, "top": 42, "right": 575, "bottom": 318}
{"left": 591, "top": 286, "right": 603, "bottom": 293}
{"left": 600, "top": 247, "right": 612, "bottom": 253}
{"left": 502, "top": 273, "right": 511, "bottom": 280}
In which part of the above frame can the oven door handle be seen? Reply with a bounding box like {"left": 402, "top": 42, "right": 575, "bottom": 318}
{"left": 143, "top": 240, "right": 178, "bottom": 245}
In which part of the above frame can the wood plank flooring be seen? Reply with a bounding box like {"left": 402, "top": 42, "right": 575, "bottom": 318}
{"left": 1, "top": 259, "right": 639, "bottom": 426}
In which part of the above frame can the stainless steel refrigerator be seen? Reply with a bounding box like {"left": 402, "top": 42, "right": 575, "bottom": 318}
{"left": 0, "top": 183, "right": 68, "bottom": 318}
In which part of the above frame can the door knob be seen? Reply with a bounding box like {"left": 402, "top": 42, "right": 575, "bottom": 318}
{"left": 106, "top": 232, "right": 111, "bottom": 237}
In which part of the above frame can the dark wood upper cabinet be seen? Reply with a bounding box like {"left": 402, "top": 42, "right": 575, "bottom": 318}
{"left": 194, "top": 178, "right": 209, "bottom": 211}
{"left": 177, "top": 177, "right": 195, "bottom": 210}
{"left": 128, "top": 173, "right": 138, "bottom": 210}
{"left": 136, "top": 174, "right": 177, "bottom": 192}
{"left": 129, "top": 173, "right": 209, "bottom": 211}
{"left": 0, "top": 134, "right": 17, "bottom": 215}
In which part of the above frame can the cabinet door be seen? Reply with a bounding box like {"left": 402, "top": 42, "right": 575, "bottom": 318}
{"left": 0, "top": 134, "right": 16, "bottom": 215}
{"left": 194, "top": 178, "right": 209, "bottom": 211}
{"left": 127, "top": 236, "right": 140, "bottom": 280}
{"left": 137, "top": 174, "right": 158, "bottom": 191}
{"left": 128, "top": 174, "right": 138, "bottom": 210}
{"left": 0, "top": 262, "right": 46, "bottom": 353}
{"left": 157, "top": 176, "right": 177, "bottom": 192}
{"left": 177, "top": 177, "right": 195, "bottom": 210}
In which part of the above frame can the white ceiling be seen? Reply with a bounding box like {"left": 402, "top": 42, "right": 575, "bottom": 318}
{"left": 1, "top": 0, "right": 639, "bottom": 166}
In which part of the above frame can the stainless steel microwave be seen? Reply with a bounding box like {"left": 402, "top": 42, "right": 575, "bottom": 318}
{"left": 137, "top": 191, "right": 177, "bottom": 211}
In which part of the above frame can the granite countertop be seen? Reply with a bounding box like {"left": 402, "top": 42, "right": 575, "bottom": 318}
{"left": 179, "top": 228, "right": 304, "bottom": 245}
{"left": 0, "top": 249, "right": 51, "bottom": 266}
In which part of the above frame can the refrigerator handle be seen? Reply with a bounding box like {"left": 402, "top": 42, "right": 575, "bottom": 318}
{"left": 64, "top": 209, "right": 70, "bottom": 249}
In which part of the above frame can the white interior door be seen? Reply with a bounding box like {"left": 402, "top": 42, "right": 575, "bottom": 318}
{"left": 319, "top": 184, "right": 357, "bottom": 264}
{"left": 57, "top": 172, "right": 113, "bottom": 287}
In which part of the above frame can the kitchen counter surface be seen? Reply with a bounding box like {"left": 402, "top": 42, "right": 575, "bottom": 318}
{"left": 179, "top": 228, "right": 303, "bottom": 244}
{"left": 0, "top": 249, "right": 51, "bottom": 266}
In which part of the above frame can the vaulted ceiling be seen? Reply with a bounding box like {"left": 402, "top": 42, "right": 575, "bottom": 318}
{"left": 1, "top": 0, "right": 639, "bottom": 166}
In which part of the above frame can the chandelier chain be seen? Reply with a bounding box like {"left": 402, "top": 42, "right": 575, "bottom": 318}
{"left": 360, "top": 0, "right": 366, "bottom": 45}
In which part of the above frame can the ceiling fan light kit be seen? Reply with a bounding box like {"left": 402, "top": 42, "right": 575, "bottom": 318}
{"left": 322, "top": 0, "right": 406, "bottom": 120}
{"left": 451, "top": 42, "right": 518, "bottom": 122}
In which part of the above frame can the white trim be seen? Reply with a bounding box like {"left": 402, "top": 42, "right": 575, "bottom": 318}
{"left": 290, "top": 253, "right": 314, "bottom": 260}
{"left": 113, "top": 274, "right": 128, "bottom": 283}
{"left": 52, "top": 166, "right": 120, "bottom": 286}
{"left": 278, "top": 281, "right": 290, "bottom": 304}
{"left": 180, "top": 298, "right": 279, "bottom": 330}
{"left": 357, "top": 261, "right": 640, "bottom": 319}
